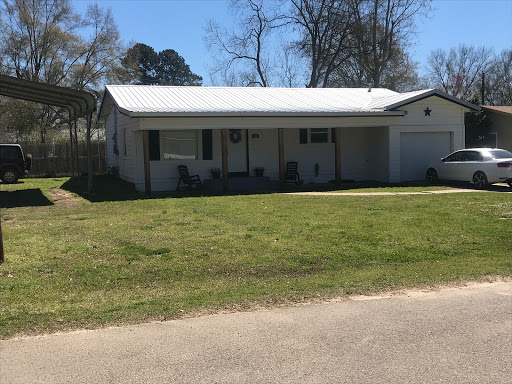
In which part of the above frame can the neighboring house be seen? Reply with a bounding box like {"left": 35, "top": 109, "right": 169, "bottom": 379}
{"left": 98, "top": 86, "right": 478, "bottom": 193}
{"left": 480, "top": 106, "right": 512, "bottom": 151}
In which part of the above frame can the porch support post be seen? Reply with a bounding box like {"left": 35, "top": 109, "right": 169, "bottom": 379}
{"left": 221, "top": 129, "right": 229, "bottom": 192}
{"left": 143, "top": 130, "right": 151, "bottom": 195}
{"left": 278, "top": 128, "right": 285, "bottom": 184}
{"left": 334, "top": 127, "right": 341, "bottom": 185}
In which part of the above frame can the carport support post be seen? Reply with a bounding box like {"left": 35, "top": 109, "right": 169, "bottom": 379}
{"left": 334, "top": 127, "right": 341, "bottom": 185}
{"left": 278, "top": 128, "right": 285, "bottom": 184}
{"left": 0, "top": 209, "right": 4, "bottom": 264}
{"left": 68, "top": 118, "right": 75, "bottom": 179}
{"left": 143, "top": 130, "right": 151, "bottom": 194}
{"left": 221, "top": 129, "right": 229, "bottom": 192}
{"left": 87, "top": 113, "right": 93, "bottom": 194}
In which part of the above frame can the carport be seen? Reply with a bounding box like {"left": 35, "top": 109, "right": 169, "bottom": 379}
{"left": 0, "top": 74, "right": 97, "bottom": 262}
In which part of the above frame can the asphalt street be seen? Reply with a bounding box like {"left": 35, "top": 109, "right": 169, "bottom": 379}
{"left": 1, "top": 281, "right": 511, "bottom": 384}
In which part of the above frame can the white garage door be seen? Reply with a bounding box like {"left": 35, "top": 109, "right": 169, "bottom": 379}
{"left": 400, "top": 132, "right": 452, "bottom": 181}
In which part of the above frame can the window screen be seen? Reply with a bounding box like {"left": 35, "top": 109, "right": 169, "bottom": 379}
{"left": 162, "top": 130, "right": 198, "bottom": 160}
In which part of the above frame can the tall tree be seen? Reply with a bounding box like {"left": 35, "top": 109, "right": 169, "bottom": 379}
{"left": 484, "top": 49, "right": 512, "bottom": 105}
{"left": 205, "top": 0, "right": 272, "bottom": 87}
{"left": 0, "top": 0, "right": 125, "bottom": 142}
{"left": 345, "top": 0, "right": 430, "bottom": 88}
{"left": 426, "top": 44, "right": 493, "bottom": 103}
{"left": 286, "top": 0, "right": 354, "bottom": 88}
{"left": 121, "top": 43, "right": 202, "bottom": 86}
{"left": 332, "top": 46, "right": 420, "bottom": 91}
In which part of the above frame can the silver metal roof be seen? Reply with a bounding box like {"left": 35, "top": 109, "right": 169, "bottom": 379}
{"left": 99, "top": 85, "right": 478, "bottom": 119}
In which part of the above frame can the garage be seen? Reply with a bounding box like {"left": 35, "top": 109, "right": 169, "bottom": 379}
{"left": 400, "top": 132, "right": 453, "bottom": 181}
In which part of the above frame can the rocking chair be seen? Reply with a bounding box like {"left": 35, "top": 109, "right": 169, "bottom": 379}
{"left": 176, "top": 165, "right": 202, "bottom": 190}
{"left": 285, "top": 161, "right": 302, "bottom": 185}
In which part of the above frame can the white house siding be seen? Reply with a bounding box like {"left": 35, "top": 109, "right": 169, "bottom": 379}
{"left": 105, "top": 104, "right": 116, "bottom": 171}
{"left": 105, "top": 106, "right": 139, "bottom": 183}
{"left": 248, "top": 129, "right": 279, "bottom": 178}
{"left": 388, "top": 96, "right": 467, "bottom": 182}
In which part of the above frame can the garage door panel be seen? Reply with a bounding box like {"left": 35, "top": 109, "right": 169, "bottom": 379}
{"left": 400, "top": 132, "right": 452, "bottom": 181}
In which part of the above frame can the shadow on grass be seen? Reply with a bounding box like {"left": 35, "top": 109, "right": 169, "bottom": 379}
{"left": 0, "top": 189, "right": 53, "bottom": 208}
{"left": 59, "top": 175, "right": 512, "bottom": 204}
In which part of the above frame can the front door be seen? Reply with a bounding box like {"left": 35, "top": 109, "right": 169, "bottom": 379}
{"left": 227, "top": 129, "right": 248, "bottom": 176}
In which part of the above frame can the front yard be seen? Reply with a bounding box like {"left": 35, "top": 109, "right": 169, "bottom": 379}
{"left": 1, "top": 177, "right": 511, "bottom": 338}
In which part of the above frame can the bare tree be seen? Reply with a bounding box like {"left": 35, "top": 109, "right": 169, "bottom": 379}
{"left": 333, "top": 46, "right": 420, "bottom": 91}
{"left": 484, "top": 49, "right": 512, "bottom": 105}
{"left": 427, "top": 44, "right": 494, "bottom": 103}
{"left": 0, "top": 0, "right": 125, "bottom": 143}
{"left": 205, "top": 0, "right": 272, "bottom": 87}
{"left": 69, "top": 4, "right": 125, "bottom": 90}
{"left": 284, "top": 0, "right": 354, "bottom": 88}
{"left": 346, "top": 0, "right": 430, "bottom": 88}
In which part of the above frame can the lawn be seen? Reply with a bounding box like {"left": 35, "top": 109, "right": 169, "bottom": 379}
{"left": 1, "top": 177, "right": 511, "bottom": 338}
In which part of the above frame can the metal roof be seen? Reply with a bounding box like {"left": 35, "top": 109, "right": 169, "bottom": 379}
{"left": 99, "top": 85, "right": 478, "bottom": 119}
{"left": 100, "top": 86, "right": 401, "bottom": 118}
{"left": 0, "top": 74, "right": 97, "bottom": 121}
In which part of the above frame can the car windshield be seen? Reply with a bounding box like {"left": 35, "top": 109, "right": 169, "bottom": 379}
{"left": 485, "top": 150, "right": 512, "bottom": 159}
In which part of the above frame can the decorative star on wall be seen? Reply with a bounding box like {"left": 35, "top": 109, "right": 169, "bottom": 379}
{"left": 424, "top": 107, "right": 432, "bottom": 116}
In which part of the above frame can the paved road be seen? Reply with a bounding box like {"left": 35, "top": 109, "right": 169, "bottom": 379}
{"left": 1, "top": 281, "right": 511, "bottom": 384}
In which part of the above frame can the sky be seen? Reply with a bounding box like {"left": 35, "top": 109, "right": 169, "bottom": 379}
{"left": 73, "top": 0, "right": 512, "bottom": 85}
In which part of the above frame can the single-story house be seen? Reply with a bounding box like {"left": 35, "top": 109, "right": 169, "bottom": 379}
{"left": 98, "top": 86, "right": 479, "bottom": 193}
{"left": 480, "top": 106, "right": 512, "bottom": 151}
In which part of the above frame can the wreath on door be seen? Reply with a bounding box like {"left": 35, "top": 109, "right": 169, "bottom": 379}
{"left": 229, "top": 129, "right": 242, "bottom": 144}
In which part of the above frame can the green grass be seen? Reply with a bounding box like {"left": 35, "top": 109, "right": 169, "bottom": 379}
{"left": 1, "top": 177, "right": 511, "bottom": 338}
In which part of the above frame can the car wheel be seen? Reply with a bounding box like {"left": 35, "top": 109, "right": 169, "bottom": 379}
{"left": 472, "top": 171, "right": 488, "bottom": 189}
{"left": 426, "top": 168, "right": 438, "bottom": 184}
{"left": 1, "top": 168, "right": 19, "bottom": 184}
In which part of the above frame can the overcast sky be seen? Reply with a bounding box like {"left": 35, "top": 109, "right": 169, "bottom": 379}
{"left": 73, "top": 0, "right": 512, "bottom": 85}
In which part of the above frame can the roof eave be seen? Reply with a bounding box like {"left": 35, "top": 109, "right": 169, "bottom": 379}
{"left": 129, "top": 110, "right": 407, "bottom": 118}
{"left": 385, "top": 89, "right": 480, "bottom": 111}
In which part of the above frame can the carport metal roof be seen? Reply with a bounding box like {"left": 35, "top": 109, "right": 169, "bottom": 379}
{"left": 0, "top": 74, "right": 96, "bottom": 120}
{"left": 0, "top": 75, "right": 97, "bottom": 263}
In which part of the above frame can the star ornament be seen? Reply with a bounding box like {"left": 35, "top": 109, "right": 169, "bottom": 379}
{"left": 424, "top": 107, "right": 432, "bottom": 116}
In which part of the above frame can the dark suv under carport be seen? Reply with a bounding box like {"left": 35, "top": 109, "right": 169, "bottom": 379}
{"left": 0, "top": 144, "right": 32, "bottom": 183}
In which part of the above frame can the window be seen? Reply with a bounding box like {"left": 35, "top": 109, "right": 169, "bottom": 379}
{"left": 443, "top": 152, "right": 463, "bottom": 162}
{"left": 463, "top": 151, "right": 483, "bottom": 162}
{"left": 162, "top": 130, "right": 198, "bottom": 160}
{"left": 310, "top": 128, "right": 329, "bottom": 143}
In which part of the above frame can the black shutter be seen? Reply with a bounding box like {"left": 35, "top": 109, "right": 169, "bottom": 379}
{"left": 149, "top": 130, "right": 160, "bottom": 161}
{"left": 300, "top": 128, "right": 308, "bottom": 144}
{"left": 202, "top": 129, "right": 213, "bottom": 160}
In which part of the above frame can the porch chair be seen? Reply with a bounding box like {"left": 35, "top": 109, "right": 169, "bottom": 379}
{"left": 285, "top": 161, "right": 302, "bottom": 185}
{"left": 176, "top": 165, "right": 202, "bottom": 190}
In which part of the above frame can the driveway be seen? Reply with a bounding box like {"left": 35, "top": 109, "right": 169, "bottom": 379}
{"left": 1, "top": 281, "right": 511, "bottom": 384}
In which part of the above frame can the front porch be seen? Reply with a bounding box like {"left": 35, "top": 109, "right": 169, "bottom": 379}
{"left": 138, "top": 126, "right": 390, "bottom": 194}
